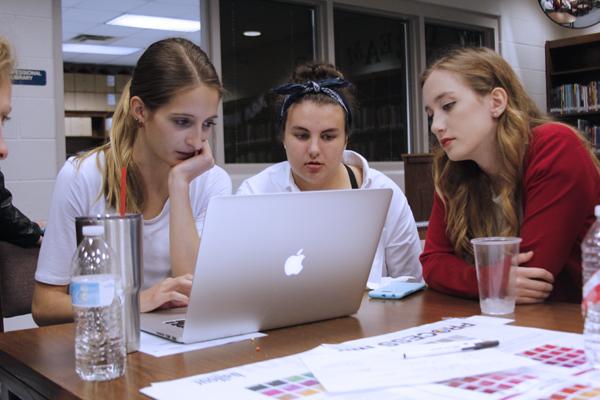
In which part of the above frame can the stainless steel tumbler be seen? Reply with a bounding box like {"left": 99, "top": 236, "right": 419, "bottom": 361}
{"left": 75, "top": 213, "right": 143, "bottom": 353}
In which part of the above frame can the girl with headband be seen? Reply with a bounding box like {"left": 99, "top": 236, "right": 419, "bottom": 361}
{"left": 237, "top": 62, "right": 422, "bottom": 284}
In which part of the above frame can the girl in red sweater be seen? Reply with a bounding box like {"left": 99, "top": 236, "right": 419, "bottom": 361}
{"left": 420, "top": 47, "right": 600, "bottom": 304}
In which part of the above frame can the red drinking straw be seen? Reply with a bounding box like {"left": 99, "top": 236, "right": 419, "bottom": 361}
{"left": 119, "top": 166, "right": 127, "bottom": 216}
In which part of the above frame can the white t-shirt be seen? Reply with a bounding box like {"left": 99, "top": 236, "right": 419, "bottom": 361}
{"left": 36, "top": 152, "right": 232, "bottom": 290}
{"left": 237, "top": 150, "right": 423, "bottom": 284}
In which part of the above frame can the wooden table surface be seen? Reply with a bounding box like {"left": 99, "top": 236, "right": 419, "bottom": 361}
{"left": 0, "top": 290, "right": 583, "bottom": 399}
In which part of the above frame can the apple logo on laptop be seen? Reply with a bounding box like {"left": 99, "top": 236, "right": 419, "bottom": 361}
{"left": 284, "top": 249, "right": 305, "bottom": 276}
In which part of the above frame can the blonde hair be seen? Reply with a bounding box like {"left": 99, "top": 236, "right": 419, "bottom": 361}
{"left": 421, "top": 47, "right": 600, "bottom": 258}
{"left": 78, "top": 38, "right": 223, "bottom": 213}
{"left": 0, "top": 36, "right": 14, "bottom": 85}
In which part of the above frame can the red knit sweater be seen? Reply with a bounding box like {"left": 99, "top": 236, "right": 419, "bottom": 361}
{"left": 420, "top": 123, "right": 600, "bottom": 303}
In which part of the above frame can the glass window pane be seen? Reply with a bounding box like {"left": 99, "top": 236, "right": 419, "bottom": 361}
{"left": 220, "top": 0, "right": 316, "bottom": 164}
{"left": 425, "top": 23, "right": 493, "bottom": 66}
{"left": 334, "top": 9, "right": 410, "bottom": 161}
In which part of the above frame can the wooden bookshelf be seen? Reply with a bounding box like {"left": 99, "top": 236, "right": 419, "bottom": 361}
{"left": 222, "top": 94, "right": 285, "bottom": 163}
{"left": 63, "top": 63, "right": 132, "bottom": 158}
{"left": 347, "top": 68, "right": 408, "bottom": 162}
{"left": 545, "top": 33, "right": 600, "bottom": 146}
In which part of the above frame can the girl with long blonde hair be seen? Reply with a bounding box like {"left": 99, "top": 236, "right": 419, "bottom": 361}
{"left": 420, "top": 47, "right": 600, "bottom": 304}
{"left": 33, "top": 38, "right": 231, "bottom": 325}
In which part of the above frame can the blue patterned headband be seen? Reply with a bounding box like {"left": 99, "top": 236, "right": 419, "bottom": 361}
{"left": 272, "top": 77, "right": 353, "bottom": 128}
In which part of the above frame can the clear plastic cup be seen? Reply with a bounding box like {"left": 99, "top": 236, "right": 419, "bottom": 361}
{"left": 471, "top": 237, "right": 521, "bottom": 315}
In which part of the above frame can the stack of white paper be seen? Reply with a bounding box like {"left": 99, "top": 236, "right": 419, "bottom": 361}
{"left": 141, "top": 316, "right": 599, "bottom": 400}
{"left": 300, "top": 345, "right": 537, "bottom": 392}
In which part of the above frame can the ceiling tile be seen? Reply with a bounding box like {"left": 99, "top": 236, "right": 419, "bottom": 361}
{"left": 107, "top": 53, "right": 143, "bottom": 66}
{"left": 81, "top": 24, "right": 140, "bottom": 39}
{"left": 62, "top": 21, "right": 96, "bottom": 40}
{"left": 62, "top": 0, "right": 202, "bottom": 66}
{"left": 62, "top": 8, "right": 118, "bottom": 23}
{"left": 128, "top": 2, "right": 200, "bottom": 19}
{"left": 62, "top": 0, "right": 87, "bottom": 7}
{"left": 73, "top": 0, "right": 150, "bottom": 13}
{"left": 157, "top": 0, "right": 201, "bottom": 4}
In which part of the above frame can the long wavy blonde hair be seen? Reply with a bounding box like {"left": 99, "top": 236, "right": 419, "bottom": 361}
{"left": 421, "top": 47, "right": 600, "bottom": 258}
{"left": 0, "top": 36, "right": 14, "bottom": 84}
{"left": 78, "top": 38, "right": 223, "bottom": 213}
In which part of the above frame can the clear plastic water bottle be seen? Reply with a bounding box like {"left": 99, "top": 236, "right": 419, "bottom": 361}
{"left": 581, "top": 205, "right": 600, "bottom": 368}
{"left": 70, "top": 224, "right": 125, "bottom": 381}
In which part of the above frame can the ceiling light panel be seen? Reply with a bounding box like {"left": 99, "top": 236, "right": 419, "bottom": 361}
{"left": 62, "top": 43, "right": 141, "bottom": 55}
{"left": 106, "top": 14, "right": 201, "bottom": 32}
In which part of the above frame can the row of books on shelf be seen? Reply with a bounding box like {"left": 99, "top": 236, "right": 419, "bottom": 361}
{"left": 549, "top": 82, "right": 600, "bottom": 114}
{"left": 222, "top": 105, "right": 406, "bottom": 146}
{"left": 223, "top": 102, "right": 406, "bottom": 142}
{"left": 576, "top": 119, "right": 600, "bottom": 150}
{"left": 355, "top": 104, "right": 406, "bottom": 131}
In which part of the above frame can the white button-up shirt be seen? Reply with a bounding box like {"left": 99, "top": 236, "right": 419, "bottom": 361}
{"left": 237, "top": 150, "right": 423, "bottom": 284}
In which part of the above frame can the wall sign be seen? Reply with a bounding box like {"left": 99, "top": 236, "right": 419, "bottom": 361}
{"left": 11, "top": 69, "right": 47, "bottom": 86}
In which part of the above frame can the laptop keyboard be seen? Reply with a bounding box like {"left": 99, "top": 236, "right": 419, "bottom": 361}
{"left": 164, "top": 319, "right": 185, "bottom": 329}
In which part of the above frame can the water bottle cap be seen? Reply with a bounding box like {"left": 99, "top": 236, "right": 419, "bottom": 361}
{"left": 82, "top": 224, "right": 104, "bottom": 237}
{"left": 596, "top": 205, "right": 600, "bottom": 218}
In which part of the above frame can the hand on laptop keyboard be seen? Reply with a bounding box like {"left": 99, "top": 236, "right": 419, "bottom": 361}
{"left": 140, "top": 273, "right": 194, "bottom": 312}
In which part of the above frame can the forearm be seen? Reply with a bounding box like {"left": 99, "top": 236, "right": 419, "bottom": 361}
{"left": 31, "top": 283, "right": 74, "bottom": 326}
{"left": 421, "top": 253, "right": 479, "bottom": 298}
{"left": 168, "top": 176, "right": 200, "bottom": 277}
{"left": 520, "top": 125, "right": 600, "bottom": 278}
{"left": 420, "top": 194, "right": 479, "bottom": 297}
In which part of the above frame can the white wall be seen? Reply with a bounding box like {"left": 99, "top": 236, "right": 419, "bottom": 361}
{"left": 0, "top": 0, "right": 63, "bottom": 221}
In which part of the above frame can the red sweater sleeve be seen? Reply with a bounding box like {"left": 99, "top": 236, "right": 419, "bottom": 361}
{"left": 519, "top": 124, "right": 600, "bottom": 301}
{"left": 420, "top": 193, "right": 479, "bottom": 298}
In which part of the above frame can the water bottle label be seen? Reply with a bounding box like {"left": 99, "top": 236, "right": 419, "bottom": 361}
{"left": 71, "top": 275, "right": 115, "bottom": 307}
{"left": 583, "top": 269, "right": 600, "bottom": 314}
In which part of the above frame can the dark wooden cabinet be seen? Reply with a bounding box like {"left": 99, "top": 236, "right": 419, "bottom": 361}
{"left": 402, "top": 153, "right": 434, "bottom": 226}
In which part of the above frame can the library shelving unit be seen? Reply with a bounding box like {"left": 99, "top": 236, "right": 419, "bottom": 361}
{"left": 64, "top": 110, "right": 110, "bottom": 158}
{"left": 63, "top": 63, "right": 132, "bottom": 158}
{"left": 347, "top": 68, "right": 408, "bottom": 162}
{"left": 222, "top": 94, "right": 285, "bottom": 164}
{"left": 545, "top": 32, "right": 600, "bottom": 150}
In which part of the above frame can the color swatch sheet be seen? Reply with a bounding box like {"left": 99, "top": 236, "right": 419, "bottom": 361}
{"left": 141, "top": 316, "right": 600, "bottom": 399}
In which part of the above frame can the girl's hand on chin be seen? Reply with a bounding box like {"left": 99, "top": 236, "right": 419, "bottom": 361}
{"left": 170, "top": 142, "right": 215, "bottom": 185}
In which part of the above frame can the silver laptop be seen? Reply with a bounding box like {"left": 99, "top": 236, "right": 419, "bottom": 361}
{"left": 141, "top": 188, "right": 392, "bottom": 343}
